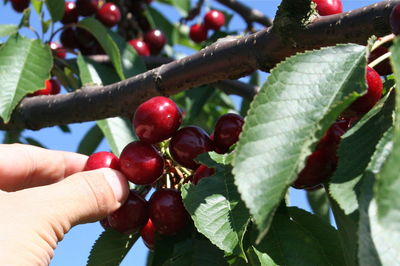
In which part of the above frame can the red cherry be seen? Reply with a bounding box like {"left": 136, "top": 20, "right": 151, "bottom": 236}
{"left": 119, "top": 141, "right": 164, "bottom": 185}
{"left": 108, "top": 190, "right": 149, "bottom": 234}
{"left": 312, "top": 0, "right": 343, "bottom": 16}
{"left": 141, "top": 219, "right": 156, "bottom": 250}
{"left": 169, "top": 126, "right": 214, "bottom": 170}
{"left": 76, "top": 0, "right": 99, "bottom": 16}
{"left": 368, "top": 46, "right": 392, "bottom": 76}
{"left": 96, "top": 3, "right": 121, "bottom": 27}
{"left": 75, "top": 27, "right": 97, "bottom": 53}
{"left": 31, "top": 79, "right": 60, "bottom": 96}
{"left": 128, "top": 39, "right": 151, "bottom": 56}
{"left": 391, "top": 4, "right": 400, "bottom": 35}
{"left": 49, "top": 42, "right": 66, "bottom": 59}
{"left": 100, "top": 218, "right": 110, "bottom": 230}
{"left": 213, "top": 113, "right": 244, "bottom": 153}
{"left": 149, "top": 189, "right": 189, "bottom": 235}
{"left": 83, "top": 151, "right": 119, "bottom": 171}
{"left": 144, "top": 29, "right": 166, "bottom": 55}
{"left": 11, "top": 0, "right": 30, "bottom": 13}
{"left": 60, "top": 28, "right": 78, "bottom": 49}
{"left": 61, "top": 1, "right": 78, "bottom": 24}
{"left": 189, "top": 24, "right": 208, "bottom": 43}
{"left": 133, "top": 96, "right": 182, "bottom": 144}
{"left": 204, "top": 10, "right": 225, "bottom": 31}
{"left": 192, "top": 165, "right": 215, "bottom": 184}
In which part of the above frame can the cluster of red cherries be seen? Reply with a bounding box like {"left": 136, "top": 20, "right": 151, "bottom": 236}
{"left": 189, "top": 10, "right": 225, "bottom": 43}
{"left": 83, "top": 96, "right": 244, "bottom": 250}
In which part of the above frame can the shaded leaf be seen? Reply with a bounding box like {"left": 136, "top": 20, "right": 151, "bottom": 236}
{"left": 18, "top": 8, "right": 31, "bottom": 28}
{"left": 146, "top": 7, "right": 175, "bottom": 45}
{"left": 77, "top": 124, "right": 104, "bottom": 155}
{"left": 45, "top": 0, "right": 64, "bottom": 22}
{"left": 306, "top": 188, "right": 330, "bottom": 223}
{"left": 24, "top": 137, "right": 46, "bottom": 148}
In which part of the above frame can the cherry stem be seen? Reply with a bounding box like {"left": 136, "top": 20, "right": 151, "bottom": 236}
{"left": 368, "top": 51, "right": 391, "bottom": 69}
{"left": 371, "top": 34, "right": 395, "bottom": 52}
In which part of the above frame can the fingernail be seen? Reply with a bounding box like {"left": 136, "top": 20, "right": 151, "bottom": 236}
{"left": 104, "top": 169, "right": 128, "bottom": 202}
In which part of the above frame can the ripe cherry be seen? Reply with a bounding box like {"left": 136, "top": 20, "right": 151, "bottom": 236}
{"left": 144, "top": 29, "right": 166, "bottom": 55}
{"left": 11, "top": 0, "right": 30, "bottom": 13}
{"left": 128, "top": 39, "right": 151, "bottom": 56}
{"left": 312, "top": 0, "right": 343, "bottom": 16}
{"left": 133, "top": 96, "right": 182, "bottom": 144}
{"left": 192, "top": 165, "right": 215, "bottom": 184}
{"left": 169, "top": 126, "right": 214, "bottom": 170}
{"left": 100, "top": 218, "right": 110, "bottom": 230}
{"left": 213, "top": 113, "right": 244, "bottom": 153}
{"left": 31, "top": 79, "right": 60, "bottom": 96}
{"left": 49, "top": 42, "right": 66, "bottom": 59}
{"left": 108, "top": 190, "right": 149, "bottom": 234}
{"left": 96, "top": 3, "right": 121, "bottom": 27}
{"left": 60, "top": 28, "right": 78, "bottom": 49}
{"left": 189, "top": 24, "right": 208, "bottom": 43}
{"left": 204, "top": 10, "right": 225, "bottom": 31}
{"left": 368, "top": 46, "right": 392, "bottom": 76}
{"left": 119, "top": 141, "right": 164, "bottom": 185}
{"left": 83, "top": 151, "right": 119, "bottom": 171}
{"left": 141, "top": 219, "right": 156, "bottom": 250}
{"left": 149, "top": 189, "right": 189, "bottom": 235}
{"left": 76, "top": 0, "right": 99, "bottom": 17}
{"left": 391, "top": 3, "right": 400, "bottom": 35}
{"left": 61, "top": 1, "right": 78, "bottom": 24}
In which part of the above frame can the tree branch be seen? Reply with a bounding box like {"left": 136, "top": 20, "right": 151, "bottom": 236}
{"left": 1, "top": 0, "right": 398, "bottom": 131}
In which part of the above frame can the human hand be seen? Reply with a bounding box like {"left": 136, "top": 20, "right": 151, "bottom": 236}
{"left": 0, "top": 144, "right": 129, "bottom": 265}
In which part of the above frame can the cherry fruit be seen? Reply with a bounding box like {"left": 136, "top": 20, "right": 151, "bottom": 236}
{"left": 60, "top": 28, "right": 78, "bottom": 49}
{"left": 96, "top": 3, "right": 121, "bottom": 27}
{"left": 368, "top": 46, "right": 392, "bottom": 76}
{"left": 391, "top": 3, "right": 400, "bottom": 35}
{"left": 144, "top": 29, "right": 166, "bottom": 55}
{"left": 49, "top": 42, "right": 66, "bottom": 59}
{"left": 192, "top": 165, "right": 215, "bottom": 184}
{"left": 11, "top": 0, "right": 30, "bottom": 13}
{"left": 108, "top": 190, "right": 149, "bottom": 234}
{"left": 149, "top": 189, "right": 189, "bottom": 235}
{"left": 141, "top": 219, "right": 156, "bottom": 250}
{"left": 134, "top": 96, "right": 182, "bottom": 144}
{"left": 204, "top": 10, "right": 225, "bottom": 31}
{"left": 213, "top": 113, "right": 244, "bottom": 153}
{"left": 119, "top": 141, "right": 164, "bottom": 185}
{"left": 129, "top": 39, "right": 151, "bottom": 56}
{"left": 61, "top": 1, "right": 78, "bottom": 24}
{"left": 76, "top": 0, "right": 99, "bottom": 17}
{"left": 312, "top": 0, "right": 343, "bottom": 16}
{"left": 100, "top": 218, "right": 110, "bottom": 230}
{"left": 31, "top": 79, "right": 60, "bottom": 96}
{"left": 84, "top": 151, "right": 119, "bottom": 171}
{"left": 189, "top": 24, "right": 208, "bottom": 43}
{"left": 169, "top": 126, "right": 214, "bottom": 170}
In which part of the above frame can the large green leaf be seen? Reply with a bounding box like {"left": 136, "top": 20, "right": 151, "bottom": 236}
{"left": 156, "top": 0, "right": 190, "bottom": 16}
{"left": 306, "top": 188, "right": 330, "bottom": 223}
{"left": 86, "top": 230, "right": 138, "bottom": 266}
{"left": 77, "top": 54, "right": 103, "bottom": 86}
{"left": 181, "top": 153, "right": 250, "bottom": 257}
{"left": 232, "top": 44, "right": 367, "bottom": 240}
{"left": 45, "top": 0, "right": 64, "bottom": 22}
{"left": 78, "top": 18, "right": 125, "bottom": 80}
{"left": 0, "top": 34, "right": 52, "bottom": 122}
{"left": 0, "top": 25, "right": 18, "bottom": 37}
{"left": 77, "top": 124, "right": 104, "bottom": 155}
{"left": 329, "top": 91, "right": 395, "bottom": 214}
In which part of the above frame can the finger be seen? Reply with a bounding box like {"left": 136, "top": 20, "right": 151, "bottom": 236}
{"left": 0, "top": 143, "right": 88, "bottom": 191}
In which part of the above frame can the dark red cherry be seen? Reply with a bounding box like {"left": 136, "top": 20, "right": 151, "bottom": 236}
{"left": 128, "top": 39, "right": 151, "bottom": 56}
{"left": 149, "top": 189, "right": 189, "bottom": 236}
{"left": 204, "top": 10, "right": 225, "bottom": 31}
{"left": 192, "top": 165, "right": 215, "bottom": 184}
{"left": 213, "top": 113, "right": 244, "bottom": 153}
{"left": 31, "top": 79, "right": 60, "bottom": 96}
{"left": 83, "top": 151, "right": 119, "bottom": 171}
{"left": 61, "top": 1, "right": 78, "bottom": 24}
{"left": 119, "top": 141, "right": 164, "bottom": 185}
{"left": 49, "top": 42, "right": 66, "bottom": 59}
{"left": 312, "top": 0, "right": 343, "bottom": 16}
{"left": 144, "top": 29, "right": 166, "bottom": 55}
{"left": 169, "top": 126, "right": 214, "bottom": 170}
{"left": 11, "top": 0, "right": 30, "bottom": 13}
{"left": 108, "top": 190, "right": 149, "bottom": 234}
{"left": 75, "top": 27, "right": 97, "bottom": 52}
{"left": 368, "top": 46, "right": 392, "bottom": 76}
{"left": 76, "top": 0, "right": 99, "bottom": 16}
{"left": 317, "top": 118, "right": 351, "bottom": 153}
{"left": 189, "top": 24, "right": 208, "bottom": 43}
{"left": 60, "top": 28, "right": 78, "bottom": 49}
{"left": 141, "top": 219, "right": 156, "bottom": 250}
{"left": 133, "top": 96, "right": 182, "bottom": 144}
{"left": 100, "top": 218, "right": 110, "bottom": 229}
{"left": 96, "top": 3, "right": 121, "bottom": 27}
{"left": 390, "top": 3, "right": 400, "bottom": 35}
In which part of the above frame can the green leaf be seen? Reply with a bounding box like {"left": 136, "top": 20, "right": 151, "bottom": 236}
{"left": 77, "top": 54, "right": 103, "bottom": 86}
{"left": 248, "top": 247, "right": 277, "bottom": 266}
{"left": 18, "top": 8, "right": 31, "bottom": 28}
{"left": 45, "top": 0, "right": 64, "bottom": 22}
{"left": 306, "top": 188, "right": 330, "bottom": 223}
{"left": 41, "top": 19, "right": 51, "bottom": 34}
{"left": 31, "top": 0, "right": 43, "bottom": 15}
{"left": 78, "top": 18, "right": 125, "bottom": 80}
{"left": 156, "top": 0, "right": 190, "bottom": 16}
{"left": 329, "top": 91, "right": 395, "bottom": 214}
{"left": 0, "top": 34, "right": 52, "bottom": 122}
{"left": 86, "top": 230, "right": 139, "bottom": 266}
{"left": 96, "top": 117, "right": 137, "bottom": 157}
{"left": 77, "top": 124, "right": 104, "bottom": 155}
{"left": 181, "top": 160, "right": 250, "bottom": 257}
{"left": 0, "top": 25, "right": 18, "bottom": 38}
{"left": 232, "top": 44, "right": 367, "bottom": 240}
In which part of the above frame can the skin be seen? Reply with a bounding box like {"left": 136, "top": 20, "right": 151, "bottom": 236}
{"left": 0, "top": 144, "right": 129, "bottom": 265}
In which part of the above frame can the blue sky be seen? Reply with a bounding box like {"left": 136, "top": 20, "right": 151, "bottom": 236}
{"left": 0, "top": 0, "right": 380, "bottom": 265}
